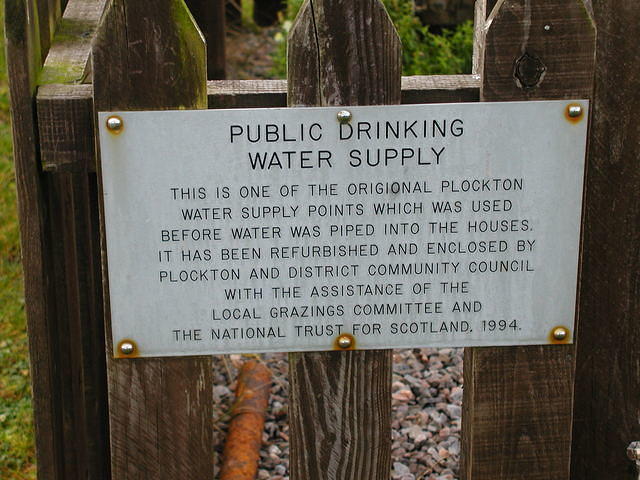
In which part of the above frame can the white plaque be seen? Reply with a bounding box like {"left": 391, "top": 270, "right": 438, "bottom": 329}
{"left": 98, "top": 101, "right": 588, "bottom": 357}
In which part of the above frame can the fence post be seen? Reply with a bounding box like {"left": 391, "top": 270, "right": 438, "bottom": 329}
{"left": 91, "top": 1, "right": 215, "bottom": 478}
{"left": 286, "top": 0, "right": 400, "bottom": 478}
{"left": 571, "top": 1, "right": 640, "bottom": 477}
{"left": 461, "top": 1, "right": 595, "bottom": 479}
{"left": 5, "top": 0, "right": 72, "bottom": 477}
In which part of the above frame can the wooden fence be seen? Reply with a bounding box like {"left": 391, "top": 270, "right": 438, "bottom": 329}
{"left": 5, "top": 0, "right": 640, "bottom": 478}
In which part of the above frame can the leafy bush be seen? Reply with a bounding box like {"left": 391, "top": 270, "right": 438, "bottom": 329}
{"left": 271, "top": 0, "right": 473, "bottom": 78}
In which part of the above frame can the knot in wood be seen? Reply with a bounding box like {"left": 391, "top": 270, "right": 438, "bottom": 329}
{"left": 514, "top": 52, "right": 546, "bottom": 90}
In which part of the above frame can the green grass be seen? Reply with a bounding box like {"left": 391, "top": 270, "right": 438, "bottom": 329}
{"left": 0, "top": 0, "right": 38, "bottom": 477}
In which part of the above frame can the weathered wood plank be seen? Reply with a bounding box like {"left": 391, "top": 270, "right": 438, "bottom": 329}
{"left": 92, "top": 1, "right": 214, "bottom": 478}
{"left": 37, "top": 81, "right": 110, "bottom": 479}
{"left": 472, "top": 0, "right": 486, "bottom": 75}
{"left": 39, "top": 0, "right": 108, "bottom": 85}
{"left": 36, "top": 0, "right": 63, "bottom": 56}
{"left": 46, "top": 171, "right": 110, "bottom": 479}
{"left": 482, "top": 0, "right": 596, "bottom": 100}
{"left": 461, "top": 1, "right": 595, "bottom": 479}
{"left": 93, "top": 0, "right": 207, "bottom": 110}
{"left": 5, "top": 0, "right": 65, "bottom": 477}
{"left": 289, "top": 351, "right": 393, "bottom": 479}
{"left": 38, "top": 84, "right": 95, "bottom": 171}
{"left": 208, "top": 79, "right": 287, "bottom": 108}
{"left": 287, "top": 0, "right": 320, "bottom": 107}
{"left": 186, "top": 0, "right": 226, "bottom": 79}
{"left": 570, "top": 1, "right": 640, "bottom": 478}
{"left": 400, "top": 74, "right": 479, "bottom": 104}
{"left": 33, "top": 4, "right": 112, "bottom": 478}
{"left": 209, "top": 75, "right": 479, "bottom": 108}
{"left": 287, "top": 1, "right": 399, "bottom": 478}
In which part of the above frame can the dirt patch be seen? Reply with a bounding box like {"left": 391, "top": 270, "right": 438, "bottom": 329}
{"left": 225, "top": 27, "right": 280, "bottom": 80}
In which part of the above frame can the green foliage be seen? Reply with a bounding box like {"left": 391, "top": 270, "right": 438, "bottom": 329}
{"left": 384, "top": 0, "right": 473, "bottom": 75}
{"left": 271, "top": 0, "right": 304, "bottom": 79}
{"left": 241, "top": 0, "right": 261, "bottom": 32}
{"left": 271, "top": 0, "right": 473, "bottom": 78}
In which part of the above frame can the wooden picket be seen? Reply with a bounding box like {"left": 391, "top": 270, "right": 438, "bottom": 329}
{"left": 286, "top": 1, "right": 399, "bottom": 476}
{"left": 461, "top": 2, "right": 596, "bottom": 478}
{"left": 6, "top": 0, "right": 109, "bottom": 478}
{"left": 91, "top": 1, "right": 215, "bottom": 478}
{"left": 570, "top": 1, "right": 640, "bottom": 476}
{"left": 5, "top": 0, "right": 640, "bottom": 479}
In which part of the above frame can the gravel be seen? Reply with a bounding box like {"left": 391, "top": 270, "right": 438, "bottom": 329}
{"left": 212, "top": 348, "right": 464, "bottom": 479}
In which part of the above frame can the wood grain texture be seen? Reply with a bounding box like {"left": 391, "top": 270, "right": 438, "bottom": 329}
{"left": 38, "top": 84, "right": 95, "bottom": 172}
{"left": 37, "top": 83, "right": 111, "bottom": 479}
{"left": 5, "top": 0, "right": 65, "bottom": 477}
{"left": 46, "top": 171, "right": 110, "bottom": 479}
{"left": 286, "top": 1, "right": 399, "bottom": 478}
{"left": 39, "top": 0, "right": 108, "bottom": 85}
{"left": 210, "top": 75, "right": 479, "bottom": 109}
{"left": 93, "top": 0, "right": 207, "bottom": 111}
{"left": 92, "top": 1, "right": 214, "bottom": 478}
{"left": 461, "top": 2, "right": 595, "bottom": 479}
{"left": 289, "top": 351, "right": 393, "bottom": 479}
{"left": 209, "top": 79, "right": 288, "bottom": 108}
{"left": 472, "top": 0, "right": 486, "bottom": 75}
{"left": 570, "top": 1, "right": 640, "bottom": 478}
{"left": 400, "top": 74, "right": 479, "bottom": 104}
{"left": 186, "top": 0, "right": 227, "bottom": 79}
{"left": 36, "top": 10, "right": 113, "bottom": 473}
{"left": 287, "top": 0, "right": 320, "bottom": 107}
{"left": 36, "top": 0, "right": 62, "bottom": 57}
{"left": 289, "top": 0, "right": 401, "bottom": 107}
{"left": 482, "top": 0, "right": 595, "bottom": 100}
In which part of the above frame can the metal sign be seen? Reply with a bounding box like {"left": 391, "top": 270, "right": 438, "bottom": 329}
{"left": 98, "top": 100, "right": 588, "bottom": 357}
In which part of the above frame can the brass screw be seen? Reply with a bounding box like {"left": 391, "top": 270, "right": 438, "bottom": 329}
{"left": 567, "top": 104, "right": 583, "bottom": 119}
{"left": 337, "top": 110, "right": 352, "bottom": 124}
{"left": 552, "top": 326, "right": 569, "bottom": 342}
{"left": 106, "top": 115, "right": 124, "bottom": 134}
{"left": 336, "top": 334, "right": 353, "bottom": 350}
{"left": 119, "top": 341, "right": 135, "bottom": 355}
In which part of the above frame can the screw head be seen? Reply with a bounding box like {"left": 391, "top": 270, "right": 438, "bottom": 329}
{"left": 544, "top": 24, "right": 551, "bottom": 31}
{"left": 336, "top": 334, "right": 353, "bottom": 350}
{"left": 552, "top": 326, "right": 569, "bottom": 342}
{"left": 119, "top": 341, "right": 135, "bottom": 355}
{"left": 567, "top": 105, "right": 583, "bottom": 118}
{"left": 627, "top": 442, "right": 640, "bottom": 462}
{"left": 337, "top": 110, "right": 352, "bottom": 124}
{"left": 106, "top": 115, "right": 124, "bottom": 134}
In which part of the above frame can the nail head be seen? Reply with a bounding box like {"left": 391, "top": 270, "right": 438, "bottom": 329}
{"left": 337, "top": 110, "right": 352, "bottom": 124}
{"left": 567, "top": 105, "right": 583, "bottom": 119}
{"left": 106, "top": 115, "right": 124, "bottom": 134}
{"left": 119, "top": 341, "right": 135, "bottom": 355}
{"left": 336, "top": 334, "right": 353, "bottom": 350}
{"left": 552, "top": 326, "right": 569, "bottom": 342}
